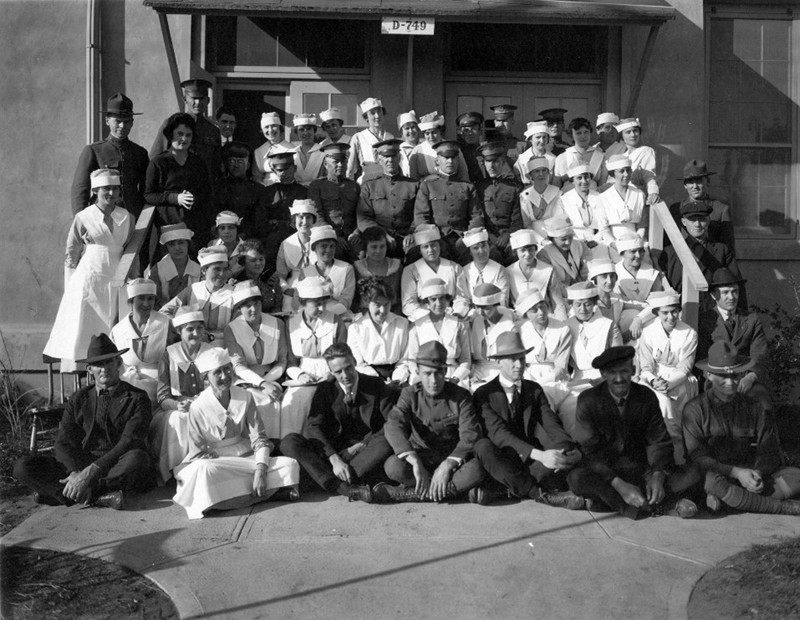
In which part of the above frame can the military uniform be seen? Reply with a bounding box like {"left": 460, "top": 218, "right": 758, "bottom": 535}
{"left": 357, "top": 174, "right": 419, "bottom": 255}
{"left": 71, "top": 136, "right": 149, "bottom": 217}
{"left": 246, "top": 181, "right": 308, "bottom": 271}
{"left": 476, "top": 172, "right": 522, "bottom": 265}
{"left": 308, "top": 177, "right": 360, "bottom": 236}
{"left": 413, "top": 173, "right": 483, "bottom": 264}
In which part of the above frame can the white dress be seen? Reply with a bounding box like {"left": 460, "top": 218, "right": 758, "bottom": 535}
{"left": 173, "top": 386, "right": 299, "bottom": 519}
{"left": 519, "top": 184, "right": 565, "bottom": 242}
{"left": 109, "top": 311, "right": 171, "bottom": 402}
{"left": 469, "top": 307, "right": 517, "bottom": 391}
{"left": 44, "top": 205, "right": 132, "bottom": 369}
{"left": 292, "top": 260, "right": 356, "bottom": 316}
{"left": 614, "top": 261, "right": 663, "bottom": 337}
{"left": 458, "top": 260, "right": 510, "bottom": 308}
{"left": 560, "top": 188, "right": 603, "bottom": 244}
{"left": 347, "top": 312, "right": 411, "bottom": 382}
{"left": 519, "top": 318, "right": 572, "bottom": 409}
{"left": 513, "top": 150, "right": 555, "bottom": 185}
{"left": 160, "top": 281, "right": 235, "bottom": 343}
{"left": 348, "top": 128, "right": 394, "bottom": 183}
{"left": 400, "top": 258, "right": 469, "bottom": 321}
{"left": 407, "top": 314, "right": 471, "bottom": 384}
{"left": 293, "top": 142, "right": 326, "bottom": 186}
{"left": 596, "top": 185, "right": 646, "bottom": 242}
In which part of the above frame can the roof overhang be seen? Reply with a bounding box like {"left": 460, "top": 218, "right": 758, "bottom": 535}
{"left": 143, "top": 0, "right": 676, "bottom": 26}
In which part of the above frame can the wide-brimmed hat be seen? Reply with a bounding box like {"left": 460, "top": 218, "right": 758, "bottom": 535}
{"left": 101, "top": 93, "right": 141, "bottom": 118}
{"left": 415, "top": 340, "right": 448, "bottom": 369}
{"left": 709, "top": 268, "right": 746, "bottom": 289}
{"left": 195, "top": 348, "right": 232, "bottom": 375}
{"left": 696, "top": 341, "right": 754, "bottom": 375}
{"left": 489, "top": 331, "right": 531, "bottom": 359}
{"left": 592, "top": 345, "right": 635, "bottom": 370}
{"left": 76, "top": 333, "right": 128, "bottom": 364}
{"left": 514, "top": 288, "right": 547, "bottom": 316}
{"left": 679, "top": 159, "right": 716, "bottom": 181}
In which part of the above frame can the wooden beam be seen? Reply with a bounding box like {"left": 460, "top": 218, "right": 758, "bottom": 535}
{"left": 113, "top": 207, "right": 155, "bottom": 322}
{"left": 625, "top": 24, "right": 660, "bottom": 117}
{"left": 158, "top": 12, "right": 184, "bottom": 109}
{"left": 404, "top": 36, "right": 414, "bottom": 111}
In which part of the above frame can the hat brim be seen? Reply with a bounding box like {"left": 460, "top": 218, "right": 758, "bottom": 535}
{"left": 415, "top": 359, "right": 448, "bottom": 370}
{"left": 679, "top": 171, "right": 716, "bottom": 181}
{"left": 710, "top": 278, "right": 747, "bottom": 288}
{"left": 489, "top": 346, "right": 532, "bottom": 359}
{"left": 76, "top": 348, "right": 128, "bottom": 364}
{"left": 695, "top": 356, "right": 755, "bottom": 375}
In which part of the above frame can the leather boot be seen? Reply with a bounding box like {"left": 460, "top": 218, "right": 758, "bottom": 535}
{"left": 33, "top": 492, "right": 62, "bottom": 506}
{"left": 338, "top": 483, "right": 373, "bottom": 504}
{"left": 531, "top": 488, "right": 585, "bottom": 511}
{"left": 93, "top": 490, "right": 124, "bottom": 510}
{"left": 468, "top": 485, "right": 509, "bottom": 506}
{"left": 272, "top": 485, "right": 300, "bottom": 502}
{"left": 372, "top": 483, "right": 421, "bottom": 504}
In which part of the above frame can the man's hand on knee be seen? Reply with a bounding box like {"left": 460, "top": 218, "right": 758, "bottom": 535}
{"left": 60, "top": 464, "right": 100, "bottom": 503}
{"left": 611, "top": 476, "right": 646, "bottom": 507}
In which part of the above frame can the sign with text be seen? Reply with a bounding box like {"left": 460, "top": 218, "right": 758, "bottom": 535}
{"left": 381, "top": 17, "right": 435, "bottom": 36}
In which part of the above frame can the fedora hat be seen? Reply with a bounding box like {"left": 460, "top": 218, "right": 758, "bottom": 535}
{"left": 709, "top": 268, "right": 746, "bottom": 289}
{"left": 76, "top": 333, "right": 128, "bottom": 364}
{"left": 489, "top": 332, "right": 531, "bottom": 359}
{"left": 696, "top": 341, "right": 754, "bottom": 375}
{"left": 101, "top": 93, "right": 141, "bottom": 118}
{"left": 415, "top": 340, "right": 448, "bottom": 370}
{"left": 679, "top": 159, "right": 716, "bottom": 181}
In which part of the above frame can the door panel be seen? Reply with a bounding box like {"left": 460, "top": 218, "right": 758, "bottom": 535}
{"left": 289, "top": 80, "right": 371, "bottom": 133}
{"left": 221, "top": 86, "right": 289, "bottom": 151}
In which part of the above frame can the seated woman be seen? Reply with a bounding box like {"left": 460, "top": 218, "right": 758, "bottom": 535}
{"left": 637, "top": 291, "right": 698, "bottom": 463}
{"left": 281, "top": 278, "right": 347, "bottom": 437}
{"left": 275, "top": 199, "right": 318, "bottom": 295}
{"left": 151, "top": 306, "right": 213, "bottom": 482}
{"left": 407, "top": 278, "right": 471, "bottom": 386}
{"left": 145, "top": 223, "right": 201, "bottom": 309}
{"left": 400, "top": 225, "right": 469, "bottom": 322}
{"left": 232, "top": 238, "right": 283, "bottom": 314}
{"left": 208, "top": 210, "right": 246, "bottom": 279}
{"left": 519, "top": 157, "right": 565, "bottom": 244}
{"left": 43, "top": 168, "right": 133, "bottom": 371}
{"left": 553, "top": 117, "right": 607, "bottom": 188}
{"left": 560, "top": 163, "right": 603, "bottom": 247}
{"left": 516, "top": 288, "right": 572, "bottom": 410}
{"left": 596, "top": 154, "right": 647, "bottom": 244}
{"left": 587, "top": 260, "right": 624, "bottom": 328}
{"left": 458, "top": 227, "right": 510, "bottom": 309}
{"left": 615, "top": 117, "right": 660, "bottom": 205}
{"left": 172, "top": 348, "right": 299, "bottom": 520}
{"left": 224, "top": 283, "right": 288, "bottom": 439}
{"left": 506, "top": 229, "right": 565, "bottom": 320}
{"left": 469, "top": 283, "right": 516, "bottom": 391}
{"left": 291, "top": 225, "right": 355, "bottom": 317}
{"left": 347, "top": 277, "right": 410, "bottom": 384}
{"left": 408, "top": 112, "right": 469, "bottom": 181}
{"left": 160, "top": 247, "right": 235, "bottom": 343}
{"left": 353, "top": 226, "right": 402, "bottom": 314}
{"left": 145, "top": 112, "right": 213, "bottom": 247}
{"left": 109, "top": 278, "right": 171, "bottom": 403}
{"left": 613, "top": 233, "right": 666, "bottom": 341}
{"left": 536, "top": 217, "right": 590, "bottom": 319}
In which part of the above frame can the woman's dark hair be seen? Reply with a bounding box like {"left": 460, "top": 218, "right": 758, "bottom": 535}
{"left": 568, "top": 117, "right": 592, "bottom": 134}
{"left": 163, "top": 112, "right": 196, "bottom": 141}
{"left": 361, "top": 226, "right": 387, "bottom": 245}
{"left": 359, "top": 276, "right": 394, "bottom": 308}
{"left": 239, "top": 238, "right": 265, "bottom": 257}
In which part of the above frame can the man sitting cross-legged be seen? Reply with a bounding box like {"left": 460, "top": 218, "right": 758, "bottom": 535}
{"left": 470, "top": 331, "right": 584, "bottom": 509}
{"left": 682, "top": 341, "right": 800, "bottom": 516}
{"left": 279, "top": 343, "right": 398, "bottom": 503}
{"left": 567, "top": 346, "right": 699, "bottom": 520}
{"left": 14, "top": 334, "right": 153, "bottom": 510}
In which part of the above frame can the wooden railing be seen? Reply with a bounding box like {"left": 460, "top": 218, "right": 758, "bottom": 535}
{"left": 112, "top": 205, "right": 155, "bottom": 322}
{"left": 648, "top": 201, "right": 707, "bottom": 329}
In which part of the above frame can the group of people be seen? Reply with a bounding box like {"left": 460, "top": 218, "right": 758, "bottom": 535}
{"left": 17, "top": 84, "right": 798, "bottom": 521}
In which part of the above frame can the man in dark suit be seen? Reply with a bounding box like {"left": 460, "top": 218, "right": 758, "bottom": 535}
{"left": 374, "top": 341, "right": 484, "bottom": 503}
{"left": 697, "top": 268, "right": 771, "bottom": 409}
{"left": 279, "top": 343, "right": 396, "bottom": 503}
{"left": 71, "top": 93, "right": 149, "bottom": 217}
{"left": 567, "top": 346, "right": 699, "bottom": 519}
{"left": 658, "top": 200, "right": 746, "bottom": 311}
{"left": 14, "top": 334, "right": 153, "bottom": 510}
{"left": 470, "top": 332, "right": 584, "bottom": 508}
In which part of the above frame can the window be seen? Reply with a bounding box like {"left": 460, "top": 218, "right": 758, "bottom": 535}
{"left": 207, "top": 17, "right": 367, "bottom": 70}
{"left": 448, "top": 24, "right": 605, "bottom": 74}
{"left": 707, "top": 12, "right": 796, "bottom": 237}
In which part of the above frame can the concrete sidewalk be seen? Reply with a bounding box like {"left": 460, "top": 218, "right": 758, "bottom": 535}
{"left": 2, "top": 486, "right": 799, "bottom": 620}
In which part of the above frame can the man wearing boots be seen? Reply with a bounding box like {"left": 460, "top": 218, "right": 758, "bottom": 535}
{"left": 682, "top": 341, "right": 800, "bottom": 515}
{"left": 14, "top": 334, "right": 153, "bottom": 510}
{"left": 279, "top": 343, "right": 397, "bottom": 503}
{"left": 470, "top": 332, "right": 585, "bottom": 509}
{"left": 567, "top": 346, "right": 698, "bottom": 519}
{"left": 375, "top": 341, "right": 484, "bottom": 502}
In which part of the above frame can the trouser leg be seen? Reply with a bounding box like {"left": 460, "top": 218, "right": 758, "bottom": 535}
{"left": 567, "top": 466, "right": 629, "bottom": 516}
{"left": 99, "top": 449, "right": 154, "bottom": 494}
{"left": 704, "top": 471, "right": 793, "bottom": 514}
{"left": 13, "top": 455, "right": 71, "bottom": 505}
{"left": 450, "top": 458, "right": 485, "bottom": 494}
{"left": 279, "top": 433, "right": 338, "bottom": 492}
{"left": 349, "top": 433, "right": 393, "bottom": 482}
{"left": 474, "top": 438, "right": 535, "bottom": 497}
{"left": 383, "top": 454, "right": 416, "bottom": 486}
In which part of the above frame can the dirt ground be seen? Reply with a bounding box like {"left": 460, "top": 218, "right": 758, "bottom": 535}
{"left": 0, "top": 479, "right": 39, "bottom": 538}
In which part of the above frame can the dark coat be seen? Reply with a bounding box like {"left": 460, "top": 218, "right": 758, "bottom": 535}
{"left": 357, "top": 174, "right": 419, "bottom": 238}
{"left": 55, "top": 380, "right": 151, "bottom": 475}
{"left": 413, "top": 173, "right": 483, "bottom": 236}
{"left": 571, "top": 382, "right": 673, "bottom": 482}
{"left": 475, "top": 174, "right": 523, "bottom": 243}
{"left": 303, "top": 374, "right": 399, "bottom": 457}
{"left": 474, "top": 377, "right": 576, "bottom": 463}
{"left": 697, "top": 308, "right": 770, "bottom": 383}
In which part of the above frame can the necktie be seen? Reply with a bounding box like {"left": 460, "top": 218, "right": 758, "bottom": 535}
{"left": 475, "top": 269, "right": 484, "bottom": 285}
{"left": 535, "top": 341, "right": 547, "bottom": 363}
{"left": 579, "top": 197, "right": 592, "bottom": 226}
{"left": 299, "top": 242, "right": 311, "bottom": 269}
{"left": 511, "top": 385, "right": 520, "bottom": 412}
{"left": 724, "top": 315, "right": 736, "bottom": 336}
{"left": 345, "top": 390, "right": 355, "bottom": 406}
{"left": 223, "top": 414, "right": 239, "bottom": 438}
{"left": 617, "top": 397, "right": 626, "bottom": 411}
{"left": 579, "top": 324, "right": 588, "bottom": 348}
{"left": 252, "top": 334, "right": 264, "bottom": 362}
{"left": 660, "top": 338, "right": 672, "bottom": 365}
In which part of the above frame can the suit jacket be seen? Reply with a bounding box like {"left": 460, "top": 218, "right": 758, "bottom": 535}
{"left": 303, "top": 373, "right": 399, "bottom": 457}
{"left": 474, "top": 377, "right": 575, "bottom": 463}
{"left": 71, "top": 137, "right": 149, "bottom": 216}
{"left": 697, "top": 308, "right": 769, "bottom": 383}
{"left": 385, "top": 381, "right": 482, "bottom": 460}
{"left": 571, "top": 382, "right": 673, "bottom": 483}
{"left": 54, "top": 380, "right": 151, "bottom": 475}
